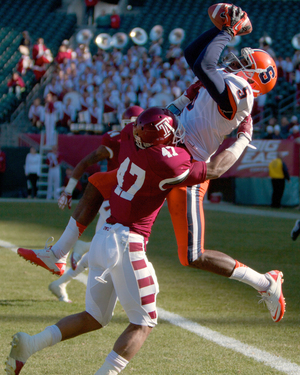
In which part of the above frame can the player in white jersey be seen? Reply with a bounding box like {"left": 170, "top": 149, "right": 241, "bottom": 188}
{"left": 165, "top": 4, "right": 282, "bottom": 321}
{"left": 180, "top": 71, "right": 253, "bottom": 162}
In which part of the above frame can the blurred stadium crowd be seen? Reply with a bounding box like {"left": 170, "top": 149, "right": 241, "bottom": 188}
{"left": 0, "top": 0, "right": 300, "bottom": 142}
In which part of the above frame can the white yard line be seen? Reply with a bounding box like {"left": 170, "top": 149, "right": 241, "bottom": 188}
{"left": 1, "top": 202, "right": 300, "bottom": 374}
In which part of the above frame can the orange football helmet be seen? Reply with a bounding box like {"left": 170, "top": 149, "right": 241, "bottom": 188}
{"left": 222, "top": 48, "right": 277, "bottom": 97}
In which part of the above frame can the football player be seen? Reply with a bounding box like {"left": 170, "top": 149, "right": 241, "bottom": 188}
{"left": 7, "top": 107, "right": 253, "bottom": 375}
{"left": 165, "top": 3, "right": 282, "bottom": 321}
{"left": 49, "top": 106, "right": 144, "bottom": 302}
{"left": 16, "top": 5, "right": 284, "bottom": 325}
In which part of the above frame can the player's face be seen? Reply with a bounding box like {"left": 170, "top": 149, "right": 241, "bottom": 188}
{"left": 227, "top": 57, "right": 248, "bottom": 72}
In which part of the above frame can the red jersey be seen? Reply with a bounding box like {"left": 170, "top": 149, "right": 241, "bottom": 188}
{"left": 101, "top": 130, "right": 121, "bottom": 171}
{"left": 107, "top": 124, "right": 207, "bottom": 238}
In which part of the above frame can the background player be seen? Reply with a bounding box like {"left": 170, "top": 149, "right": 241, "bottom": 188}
{"left": 8, "top": 107, "right": 261, "bottom": 375}
{"left": 49, "top": 106, "right": 144, "bottom": 302}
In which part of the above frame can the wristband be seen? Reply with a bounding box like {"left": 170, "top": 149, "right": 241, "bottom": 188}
{"left": 226, "top": 134, "right": 249, "bottom": 159}
{"left": 167, "top": 103, "right": 182, "bottom": 116}
{"left": 168, "top": 94, "right": 190, "bottom": 112}
{"left": 65, "top": 177, "right": 78, "bottom": 194}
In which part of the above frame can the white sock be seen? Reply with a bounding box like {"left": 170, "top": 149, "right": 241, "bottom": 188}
{"left": 230, "top": 261, "right": 270, "bottom": 291}
{"left": 94, "top": 361, "right": 119, "bottom": 375}
{"left": 94, "top": 351, "right": 129, "bottom": 374}
{"left": 51, "top": 217, "right": 86, "bottom": 260}
{"left": 31, "top": 325, "right": 62, "bottom": 354}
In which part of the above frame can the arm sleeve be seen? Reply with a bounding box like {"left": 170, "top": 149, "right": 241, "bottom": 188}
{"left": 184, "top": 28, "right": 233, "bottom": 112}
{"left": 163, "top": 161, "right": 207, "bottom": 189}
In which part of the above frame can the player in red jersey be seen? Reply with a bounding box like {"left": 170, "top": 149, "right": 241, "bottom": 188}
{"left": 48, "top": 106, "right": 144, "bottom": 302}
{"left": 9, "top": 107, "right": 251, "bottom": 375}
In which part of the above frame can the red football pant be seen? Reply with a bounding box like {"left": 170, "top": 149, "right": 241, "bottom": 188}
{"left": 166, "top": 180, "right": 209, "bottom": 266}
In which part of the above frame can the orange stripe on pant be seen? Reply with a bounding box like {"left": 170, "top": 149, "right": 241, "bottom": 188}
{"left": 166, "top": 180, "right": 209, "bottom": 266}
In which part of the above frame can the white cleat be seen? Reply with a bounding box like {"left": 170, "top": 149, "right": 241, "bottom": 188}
{"left": 70, "top": 240, "right": 90, "bottom": 270}
{"left": 49, "top": 279, "right": 72, "bottom": 303}
{"left": 17, "top": 238, "right": 66, "bottom": 276}
{"left": 258, "top": 270, "right": 285, "bottom": 322}
{"left": 5, "top": 332, "right": 34, "bottom": 375}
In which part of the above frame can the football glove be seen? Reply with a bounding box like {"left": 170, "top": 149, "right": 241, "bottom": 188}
{"left": 58, "top": 191, "right": 72, "bottom": 210}
{"left": 184, "top": 80, "right": 203, "bottom": 100}
{"left": 237, "top": 115, "right": 253, "bottom": 142}
{"left": 222, "top": 5, "right": 248, "bottom": 37}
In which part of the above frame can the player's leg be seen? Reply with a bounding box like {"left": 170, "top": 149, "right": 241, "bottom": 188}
{"left": 70, "top": 200, "right": 111, "bottom": 271}
{"left": 92, "top": 224, "right": 158, "bottom": 374}
{"left": 167, "top": 183, "right": 285, "bottom": 322}
{"left": 17, "top": 181, "right": 105, "bottom": 275}
{"left": 48, "top": 252, "right": 89, "bottom": 302}
{"left": 5, "top": 311, "right": 101, "bottom": 375}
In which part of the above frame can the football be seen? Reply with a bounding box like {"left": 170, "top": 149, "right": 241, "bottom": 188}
{"left": 208, "top": 3, "right": 252, "bottom": 36}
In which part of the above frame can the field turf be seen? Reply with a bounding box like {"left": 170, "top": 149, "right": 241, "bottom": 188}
{"left": 1, "top": 201, "right": 299, "bottom": 374}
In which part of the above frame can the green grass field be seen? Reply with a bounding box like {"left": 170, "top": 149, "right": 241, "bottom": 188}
{"left": 1, "top": 201, "right": 300, "bottom": 374}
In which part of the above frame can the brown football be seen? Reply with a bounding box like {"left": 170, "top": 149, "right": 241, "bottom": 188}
{"left": 208, "top": 3, "right": 252, "bottom": 36}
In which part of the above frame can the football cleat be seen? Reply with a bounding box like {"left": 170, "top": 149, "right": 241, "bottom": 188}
{"left": 5, "top": 332, "right": 34, "bottom": 375}
{"left": 291, "top": 219, "right": 300, "bottom": 241}
{"left": 258, "top": 270, "right": 285, "bottom": 322}
{"left": 17, "top": 238, "right": 66, "bottom": 276}
{"left": 70, "top": 240, "right": 90, "bottom": 271}
{"left": 48, "top": 279, "right": 72, "bottom": 303}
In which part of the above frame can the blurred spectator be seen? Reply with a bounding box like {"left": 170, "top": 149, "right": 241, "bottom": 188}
{"left": 24, "top": 147, "right": 41, "bottom": 198}
{"left": 295, "top": 62, "right": 300, "bottom": 106}
{"left": 261, "top": 41, "right": 276, "bottom": 59}
{"left": 288, "top": 125, "right": 300, "bottom": 141}
{"left": 269, "top": 152, "right": 290, "bottom": 208}
{"left": 17, "top": 46, "right": 33, "bottom": 76}
{"left": 289, "top": 115, "right": 299, "bottom": 128}
{"left": 0, "top": 146, "right": 6, "bottom": 197}
{"left": 63, "top": 167, "right": 83, "bottom": 199}
{"left": 273, "top": 124, "right": 283, "bottom": 139}
{"left": 46, "top": 145, "right": 61, "bottom": 200}
{"left": 44, "top": 93, "right": 58, "bottom": 147}
{"left": 44, "top": 77, "right": 63, "bottom": 99}
{"left": 149, "top": 38, "right": 163, "bottom": 57}
{"left": 20, "top": 30, "right": 32, "bottom": 49}
{"left": 7, "top": 72, "right": 25, "bottom": 100}
{"left": 32, "top": 38, "right": 53, "bottom": 81}
{"left": 88, "top": 99, "right": 104, "bottom": 124}
{"left": 284, "top": 56, "right": 294, "bottom": 83}
{"left": 110, "top": 9, "right": 121, "bottom": 29}
{"left": 275, "top": 56, "right": 286, "bottom": 79}
{"left": 55, "top": 45, "right": 72, "bottom": 65}
{"left": 292, "top": 49, "right": 300, "bottom": 68}
{"left": 263, "top": 125, "right": 274, "bottom": 139}
{"left": 280, "top": 116, "right": 291, "bottom": 138}
{"left": 28, "top": 98, "right": 45, "bottom": 132}
{"left": 85, "top": 0, "right": 98, "bottom": 25}
{"left": 59, "top": 97, "right": 77, "bottom": 133}
{"left": 96, "top": 9, "right": 111, "bottom": 30}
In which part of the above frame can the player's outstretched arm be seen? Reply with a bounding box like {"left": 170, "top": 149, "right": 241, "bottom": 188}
{"left": 206, "top": 115, "right": 253, "bottom": 179}
{"left": 58, "top": 145, "right": 110, "bottom": 210}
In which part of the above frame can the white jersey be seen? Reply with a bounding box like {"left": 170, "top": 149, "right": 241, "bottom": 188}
{"left": 180, "top": 71, "right": 254, "bottom": 162}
